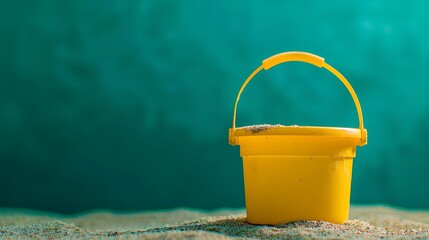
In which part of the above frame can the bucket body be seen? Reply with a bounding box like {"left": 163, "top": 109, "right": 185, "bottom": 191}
{"left": 239, "top": 133, "right": 358, "bottom": 224}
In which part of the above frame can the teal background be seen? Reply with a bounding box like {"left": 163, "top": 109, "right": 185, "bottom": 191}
{"left": 1, "top": 1, "right": 429, "bottom": 213}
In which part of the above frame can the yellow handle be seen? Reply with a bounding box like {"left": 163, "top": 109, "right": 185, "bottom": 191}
{"left": 262, "top": 51, "right": 325, "bottom": 70}
{"left": 232, "top": 51, "right": 367, "bottom": 145}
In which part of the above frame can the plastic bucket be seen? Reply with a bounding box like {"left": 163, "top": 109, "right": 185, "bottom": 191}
{"left": 229, "top": 52, "right": 367, "bottom": 225}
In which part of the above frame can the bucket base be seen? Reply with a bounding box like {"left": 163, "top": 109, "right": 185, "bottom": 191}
{"left": 243, "top": 156, "right": 353, "bottom": 225}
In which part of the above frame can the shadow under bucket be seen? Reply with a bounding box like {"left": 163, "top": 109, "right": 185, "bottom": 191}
{"left": 229, "top": 52, "right": 368, "bottom": 225}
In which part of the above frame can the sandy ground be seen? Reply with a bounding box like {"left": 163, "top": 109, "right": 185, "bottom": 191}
{"left": 0, "top": 206, "right": 429, "bottom": 239}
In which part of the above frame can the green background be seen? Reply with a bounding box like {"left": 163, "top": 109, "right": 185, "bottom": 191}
{"left": 1, "top": 1, "right": 428, "bottom": 213}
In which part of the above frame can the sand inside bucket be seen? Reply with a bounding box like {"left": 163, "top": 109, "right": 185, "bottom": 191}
{"left": 239, "top": 124, "right": 300, "bottom": 133}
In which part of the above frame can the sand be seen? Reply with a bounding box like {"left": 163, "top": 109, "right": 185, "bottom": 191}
{"left": 239, "top": 124, "right": 285, "bottom": 133}
{"left": 1, "top": 206, "right": 429, "bottom": 239}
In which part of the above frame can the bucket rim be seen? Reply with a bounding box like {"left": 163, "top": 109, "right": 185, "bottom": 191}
{"left": 229, "top": 125, "right": 366, "bottom": 145}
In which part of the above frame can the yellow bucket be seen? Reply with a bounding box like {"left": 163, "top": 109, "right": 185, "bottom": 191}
{"left": 229, "top": 51, "right": 368, "bottom": 225}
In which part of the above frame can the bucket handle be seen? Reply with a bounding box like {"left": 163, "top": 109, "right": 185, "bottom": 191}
{"left": 231, "top": 51, "right": 367, "bottom": 146}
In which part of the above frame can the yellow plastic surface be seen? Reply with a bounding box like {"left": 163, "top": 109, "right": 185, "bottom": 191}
{"left": 262, "top": 51, "right": 325, "bottom": 69}
{"left": 229, "top": 51, "right": 368, "bottom": 225}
